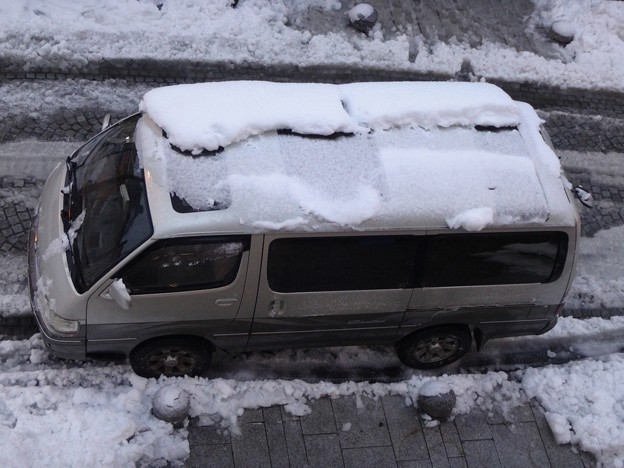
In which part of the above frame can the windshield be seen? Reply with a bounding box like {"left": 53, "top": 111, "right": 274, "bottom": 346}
{"left": 64, "top": 114, "right": 153, "bottom": 293}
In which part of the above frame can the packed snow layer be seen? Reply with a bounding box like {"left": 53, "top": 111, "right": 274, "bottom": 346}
{"left": 137, "top": 113, "right": 568, "bottom": 232}
{"left": 0, "top": 1, "right": 623, "bottom": 91}
{"left": 140, "top": 81, "right": 520, "bottom": 152}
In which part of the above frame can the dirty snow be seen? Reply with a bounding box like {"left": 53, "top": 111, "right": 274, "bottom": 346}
{"left": 0, "top": 0, "right": 623, "bottom": 90}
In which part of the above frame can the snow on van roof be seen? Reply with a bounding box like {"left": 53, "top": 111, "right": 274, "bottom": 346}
{"left": 139, "top": 81, "right": 520, "bottom": 153}
{"left": 135, "top": 85, "right": 575, "bottom": 235}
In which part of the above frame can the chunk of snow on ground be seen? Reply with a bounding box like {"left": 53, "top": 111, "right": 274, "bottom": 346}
{"left": 522, "top": 354, "right": 624, "bottom": 465}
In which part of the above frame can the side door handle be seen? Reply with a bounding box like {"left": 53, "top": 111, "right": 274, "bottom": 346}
{"left": 215, "top": 298, "right": 238, "bottom": 307}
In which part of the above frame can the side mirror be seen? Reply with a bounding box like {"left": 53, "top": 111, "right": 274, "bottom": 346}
{"left": 109, "top": 278, "right": 132, "bottom": 310}
{"left": 574, "top": 186, "right": 593, "bottom": 208}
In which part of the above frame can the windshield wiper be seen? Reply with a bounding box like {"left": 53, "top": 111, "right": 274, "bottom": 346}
{"left": 61, "top": 156, "right": 87, "bottom": 290}
{"left": 63, "top": 157, "right": 81, "bottom": 219}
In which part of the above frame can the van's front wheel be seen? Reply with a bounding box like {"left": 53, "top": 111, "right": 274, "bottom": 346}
{"left": 397, "top": 326, "right": 471, "bottom": 369}
{"left": 129, "top": 336, "right": 212, "bottom": 378}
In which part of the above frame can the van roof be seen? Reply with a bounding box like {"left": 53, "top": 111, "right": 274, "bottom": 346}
{"left": 135, "top": 81, "right": 577, "bottom": 238}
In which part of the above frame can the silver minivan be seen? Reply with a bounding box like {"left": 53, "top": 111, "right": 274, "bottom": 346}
{"left": 29, "top": 81, "right": 580, "bottom": 378}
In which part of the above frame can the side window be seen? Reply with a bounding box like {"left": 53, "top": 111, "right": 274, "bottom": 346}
{"left": 267, "top": 236, "right": 425, "bottom": 293}
{"left": 119, "top": 236, "right": 250, "bottom": 294}
{"left": 423, "top": 232, "right": 568, "bottom": 287}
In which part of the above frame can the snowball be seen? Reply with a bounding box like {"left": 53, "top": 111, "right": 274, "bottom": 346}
{"left": 551, "top": 21, "right": 576, "bottom": 41}
{"left": 152, "top": 385, "right": 190, "bottom": 424}
{"left": 349, "top": 4, "right": 375, "bottom": 23}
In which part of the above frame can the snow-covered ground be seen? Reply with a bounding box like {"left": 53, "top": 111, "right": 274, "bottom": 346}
{"left": 0, "top": 0, "right": 623, "bottom": 91}
{"left": 0, "top": 325, "right": 624, "bottom": 466}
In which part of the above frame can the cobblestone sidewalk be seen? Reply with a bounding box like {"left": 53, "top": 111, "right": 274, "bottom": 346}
{"left": 0, "top": 176, "right": 41, "bottom": 253}
{"left": 185, "top": 396, "right": 593, "bottom": 468}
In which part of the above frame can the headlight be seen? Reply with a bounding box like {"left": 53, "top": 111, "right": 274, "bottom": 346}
{"left": 46, "top": 309, "right": 80, "bottom": 336}
{"left": 35, "top": 285, "right": 79, "bottom": 337}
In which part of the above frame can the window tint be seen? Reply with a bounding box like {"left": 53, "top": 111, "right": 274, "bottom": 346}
{"left": 120, "top": 237, "right": 249, "bottom": 294}
{"left": 268, "top": 236, "right": 425, "bottom": 293}
{"left": 423, "top": 232, "right": 567, "bottom": 287}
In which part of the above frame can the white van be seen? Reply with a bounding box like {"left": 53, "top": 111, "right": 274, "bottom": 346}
{"left": 29, "top": 81, "right": 579, "bottom": 378}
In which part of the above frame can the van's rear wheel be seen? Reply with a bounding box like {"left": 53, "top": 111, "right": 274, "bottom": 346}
{"left": 130, "top": 336, "right": 211, "bottom": 378}
{"left": 397, "top": 326, "right": 471, "bottom": 369}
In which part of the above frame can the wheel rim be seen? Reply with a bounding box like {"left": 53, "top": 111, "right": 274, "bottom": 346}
{"left": 148, "top": 347, "right": 197, "bottom": 377}
{"left": 412, "top": 334, "right": 462, "bottom": 364}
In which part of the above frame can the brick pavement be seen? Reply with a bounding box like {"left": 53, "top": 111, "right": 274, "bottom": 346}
{"left": 0, "top": 176, "right": 41, "bottom": 253}
{"left": 185, "top": 397, "right": 593, "bottom": 467}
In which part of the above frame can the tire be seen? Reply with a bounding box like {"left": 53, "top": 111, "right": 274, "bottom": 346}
{"left": 397, "top": 326, "right": 471, "bottom": 369}
{"left": 129, "top": 336, "right": 212, "bottom": 378}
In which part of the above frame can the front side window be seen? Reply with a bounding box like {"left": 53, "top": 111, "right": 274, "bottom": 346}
{"left": 423, "top": 232, "right": 568, "bottom": 287}
{"left": 267, "top": 236, "right": 425, "bottom": 293}
{"left": 119, "top": 237, "right": 250, "bottom": 294}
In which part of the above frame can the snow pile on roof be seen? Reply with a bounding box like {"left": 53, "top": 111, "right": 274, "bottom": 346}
{"left": 140, "top": 81, "right": 520, "bottom": 153}
{"left": 140, "top": 81, "right": 362, "bottom": 154}
{"left": 340, "top": 81, "right": 519, "bottom": 129}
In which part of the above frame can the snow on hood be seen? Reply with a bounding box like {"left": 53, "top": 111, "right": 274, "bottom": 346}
{"left": 139, "top": 81, "right": 520, "bottom": 153}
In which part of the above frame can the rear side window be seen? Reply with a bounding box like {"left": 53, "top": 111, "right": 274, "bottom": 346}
{"left": 423, "top": 232, "right": 568, "bottom": 287}
{"left": 119, "top": 236, "right": 250, "bottom": 294}
{"left": 267, "top": 236, "right": 425, "bottom": 293}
